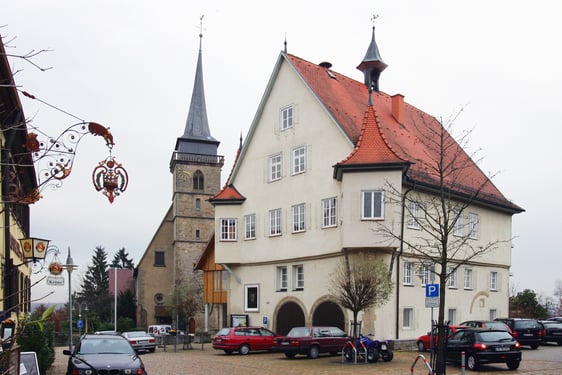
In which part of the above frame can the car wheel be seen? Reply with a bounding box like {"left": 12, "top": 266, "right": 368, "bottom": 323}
{"left": 343, "top": 347, "right": 355, "bottom": 362}
{"left": 285, "top": 353, "right": 296, "bottom": 359}
{"left": 367, "top": 348, "right": 379, "bottom": 363}
{"left": 530, "top": 343, "right": 539, "bottom": 349}
{"left": 308, "top": 345, "right": 319, "bottom": 359}
{"left": 507, "top": 360, "right": 520, "bottom": 370}
{"left": 417, "top": 341, "right": 426, "bottom": 352}
{"left": 467, "top": 355, "right": 479, "bottom": 370}
{"left": 558, "top": 341, "right": 562, "bottom": 346}
{"left": 149, "top": 348, "right": 155, "bottom": 353}
{"left": 381, "top": 350, "right": 393, "bottom": 362}
{"left": 239, "top": 344, "right": 250, "bottom": 355}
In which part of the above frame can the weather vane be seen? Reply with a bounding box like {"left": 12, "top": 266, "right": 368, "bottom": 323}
{"left": 371, "top": 14, "right": 379, "bottom": 27}
{"left": 199, "top": 15, "right": 205, "bottom": 38}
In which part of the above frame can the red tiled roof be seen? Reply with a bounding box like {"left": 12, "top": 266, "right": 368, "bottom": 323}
{"left": 338, "top": 105, "right": 405, "bottom": 165}
{"left": 209, "top": 184, "right": 245, "bottom": 203}
{"left": 286, "top": 53, "right": 522, "bottom": 213}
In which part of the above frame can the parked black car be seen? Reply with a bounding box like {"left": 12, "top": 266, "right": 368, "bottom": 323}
{"left": 494, "top": 318, "right": 543, "bottom": 349}
{"left": 446, "top": 328, "right": 521, "bottom": 370}
{"left": 460, "top": 320, "right": 513, "bottom": 335}
{"left": 63, "top": 333, "right": 147, "bottom": 375}
{"left": 540, "top": 320, "right": 562, "bottom": 345}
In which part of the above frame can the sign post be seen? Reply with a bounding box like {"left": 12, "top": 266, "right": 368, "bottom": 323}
{"left": 425, "top": 283, "right": 440, "bottom": 363}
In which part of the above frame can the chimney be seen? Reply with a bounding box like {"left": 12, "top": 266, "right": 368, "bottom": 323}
{"left": 391, "top": 94, "right": 405, "bottom": 124}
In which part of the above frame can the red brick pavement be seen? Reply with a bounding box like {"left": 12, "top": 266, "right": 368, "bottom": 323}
{"left": 48, "top": 345, "right": 562, "bottom": 375}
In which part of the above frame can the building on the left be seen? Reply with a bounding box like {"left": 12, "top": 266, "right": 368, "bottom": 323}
{"left": 0, "top": 35, "right": 40, "bottom": 320}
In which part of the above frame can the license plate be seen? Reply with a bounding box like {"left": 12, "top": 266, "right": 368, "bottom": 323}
{"left": 380, "top": 344, "right": 387, "bottom": 350}
{"left": 139, "top": 340, "right": 148, "bottom": 344}
{"left": 281, "top": 342, "right": 289, "bottom": 345}
{"left": 523, "top": 333, "right": 533, "bottom": 336}
{"left": 495, "top": 346, "right": 509, "bottom": 351}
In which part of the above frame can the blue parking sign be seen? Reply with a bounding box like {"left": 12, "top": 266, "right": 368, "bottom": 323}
{"left": 425, "top": 283, "right": 439, "bottom": 297}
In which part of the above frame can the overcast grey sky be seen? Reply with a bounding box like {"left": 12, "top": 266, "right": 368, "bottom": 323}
{"left": 3, "top": 1, "right": 561, "bottom": 304}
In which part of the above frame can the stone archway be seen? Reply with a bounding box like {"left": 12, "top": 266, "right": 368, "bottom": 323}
{"left": 311, "top": 299, "right": 345, "bottom": 331}
{"left": 275, "top": 300, "right": 306, "bottom": 335}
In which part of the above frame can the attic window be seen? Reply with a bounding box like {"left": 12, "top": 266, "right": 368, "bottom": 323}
{"left": 319, "top": 61, "right": 337, "bottom": 79}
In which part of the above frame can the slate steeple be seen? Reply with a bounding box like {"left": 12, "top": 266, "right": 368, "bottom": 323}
{"left": 357, "top": 20, "right": 388, "bottom": 94}
{"left": 173, "top": 23, "right": 219, "bottom": 157}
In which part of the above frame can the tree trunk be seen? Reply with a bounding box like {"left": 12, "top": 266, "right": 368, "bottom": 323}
{"left": 434, "top": 267, "right": 448, "bottom": 375}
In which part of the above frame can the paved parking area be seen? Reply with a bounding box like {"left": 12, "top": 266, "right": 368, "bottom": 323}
{"left": 48, "top": 345, "right": 562, "bottom": 375}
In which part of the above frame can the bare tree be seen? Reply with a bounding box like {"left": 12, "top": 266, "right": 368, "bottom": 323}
{"left": 167, "top": 276, "right": 203, "bottom": 333}
{"left": 378, "top": 112, "right": 516, "bottom": 375}
{"left": 329, "top": 251, "right": 393, "bottom": 338}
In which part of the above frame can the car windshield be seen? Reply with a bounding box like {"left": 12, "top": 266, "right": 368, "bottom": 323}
{"left": 78, "top": 338, "right": 135, "bottom": 355}
{"left": 126, "top": 331, "right": 148, "bottom": 338}
{"left": 477, "top": 331, "right": 513, "bottom": 342}
{"left": 215, "top": 328, "right": 230, "bottom": 336}
{"left": 514, "top": 320, "right": 539, "bottom": 329}
{"left": 485, "top": 322, "right": 508, "bottom": 330}
{"left": 287, "top": 327, "right": 311, "bottom": 337}
{"left": 545, "top": 322, "right": 562, "bottom": 329}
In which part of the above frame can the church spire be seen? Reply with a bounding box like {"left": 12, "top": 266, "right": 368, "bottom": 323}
{"left": 175, "top": 16, "right": 219, "bottom": 157}
{"left": 356, "top": 15, "right": 388, "bottom": 94}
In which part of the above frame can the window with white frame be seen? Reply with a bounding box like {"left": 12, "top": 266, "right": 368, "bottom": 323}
{"left": 468, "top": 212, "right": 479, "bottom": 239}
{"left": 280, "top": 105, "right": 294, "bottom": 131}
{"left": 403, "top": 308, "right": 414, "bottom": 329}
{"left": 448, "top": 308, "right": 457, "bottom": 325}
{"left": 453, "top": 210, "right": 464, "bottom": 236}
{"left": 269, "top": 208, "right": 282, "bottom": 236}
{"left": 464, "top": 268, "right": 473, "bottom": 290}
{"left": 268, "top": 153, "right": 282, "bottom": 182}
{"left": 421, "top": 264, "right": 433, "bottom": 285}
{"left": 321, "top": 197, "right": 337, "bottom": 228}
{"left": 244, "top": 214, "right": 256, "bottom": 240}
{"left": 292, "top": 146, "right": 306, "bottom": 175}
{"left": 408, "top": 201, "right": 421, "bottom": 229}
{"left": 362, "top": 190, "right": 384, "bottom": 220}
{"left": 292, "top": 203, "right": 306, "bottom": 233}
{"left": 489, "top": 309, "right": 497, "bottom": 321}
{"left": 490, "top": 271, "right": 498, "bottom": 291}
{"left": 403, "top": 262, "right": 413, "bottom": 285}
{"left": 276, "top": 267, "right": 288, "bottom": 291}
{"left": 220, "top": 218, "right": 237, "bottom": 241}
{"left": 448, "top": 266, "right": 457, "bottom": 288}
{"left": 293, "top": 265, "right": 304, "bottom": 290}
{"left": 244, "top": 284, "right": 259, "bottom": 312}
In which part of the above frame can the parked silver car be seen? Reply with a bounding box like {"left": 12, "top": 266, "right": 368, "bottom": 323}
{"left": 121, "top": 331, "right": 157, "bottom": 353}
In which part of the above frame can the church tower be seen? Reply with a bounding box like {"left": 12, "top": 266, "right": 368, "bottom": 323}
{"left": 170, "top": 27, "right": 223, "bottom": 305}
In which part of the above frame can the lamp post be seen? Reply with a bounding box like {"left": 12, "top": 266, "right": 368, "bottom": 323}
{"left": 64, "top": 247, "right": 78, "bottom": 351}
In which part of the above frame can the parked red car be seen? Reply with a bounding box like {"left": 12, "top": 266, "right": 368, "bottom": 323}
{"left": 272, "top": 326, "right": 350, "bottom": 359}
{"left": 417, "top": 325, "right": 467, "bottom": 352}
{"left": 212, "top": 326, "right": 278, "bottom": 355}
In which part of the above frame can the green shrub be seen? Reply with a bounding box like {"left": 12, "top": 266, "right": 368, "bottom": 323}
{"left": 17, "top": 318, "right": 55, "bottom": 374}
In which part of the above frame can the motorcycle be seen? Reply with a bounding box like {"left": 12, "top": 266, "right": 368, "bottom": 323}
{"left": 343, "top": 334, "right": 393, "bottom": 363}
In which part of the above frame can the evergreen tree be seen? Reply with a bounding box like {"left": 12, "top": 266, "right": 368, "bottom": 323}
{"left": 117, "top": 289, "right": 137, "bottom": 326}
{"left": 111, "top": 247, "right": 135, "bottom": 269}
{"left": 78, "top": 246, "right": 112, "bottom": 321}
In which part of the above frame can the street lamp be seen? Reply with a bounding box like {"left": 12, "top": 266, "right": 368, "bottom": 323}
{"left": 64, "top": 247, "right": 78, "bottom": 351}
{"left": 18, "top": 237, "right": 51, "bottom": 263}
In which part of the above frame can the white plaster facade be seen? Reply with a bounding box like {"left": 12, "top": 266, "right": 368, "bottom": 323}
{"left": 212, "top": 49, "right": 520, "bottom": 341}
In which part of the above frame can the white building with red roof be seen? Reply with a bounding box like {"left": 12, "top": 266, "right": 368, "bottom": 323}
{"left": 208, "top": 25, "right": 523, "bottom": 340}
